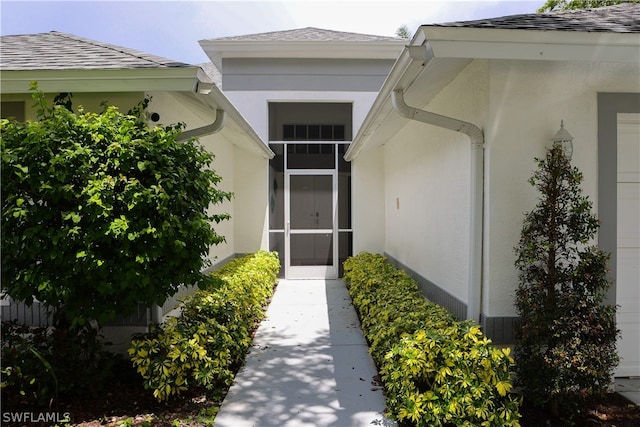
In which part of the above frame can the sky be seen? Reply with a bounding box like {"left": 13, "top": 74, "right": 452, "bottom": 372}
{"left": 1, "top": 0, "right": 542, "bottom": 65}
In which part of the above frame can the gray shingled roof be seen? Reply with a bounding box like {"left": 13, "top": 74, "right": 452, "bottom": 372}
{"left": 0, "top": 31, "right": 190, "bottom": 71}
{"left": 432, "top": 3, "right": 640, "bottom": 32}
{"left": 204, "top": 27, "right": 403, "bottom": 42}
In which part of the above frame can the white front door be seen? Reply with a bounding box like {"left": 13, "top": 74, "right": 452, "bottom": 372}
{"left": 285, "top": 170, "right": 338, "bottom": 279}
{"left": 616, "top": 113, "right": 640, "bottom": 377}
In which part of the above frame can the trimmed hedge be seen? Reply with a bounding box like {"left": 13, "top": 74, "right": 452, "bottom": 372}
{"left": 128, "top": 251, "right": 279, "bottom": 401}
{"left": 343, "top": 252, "right": 521, "bottom": 427}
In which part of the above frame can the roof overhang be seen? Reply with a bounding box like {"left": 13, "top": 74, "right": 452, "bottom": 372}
{"left": 419, "top": 26, "right": 640, "bottom": 63}
{"left": 345, "top": 26, "right": 640, "bottom": 161}
{"left": 0, "top": 67, "right": 213, "bottom": 94}
{"left": 1, "top": 63, "right": 272, "bottom": 159}
{"left": 170, "top": 87, "right": 273, "bottom": 159}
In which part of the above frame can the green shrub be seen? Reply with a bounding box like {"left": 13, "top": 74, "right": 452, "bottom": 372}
{"left": 1, "top": 87, "right": 232, "bottom": 330}
{"left": 1, "top": 320, "right": 116, "bottom": 410}
{"left": 129, "top": 251, "right": 279, "bottom": 401}
{"left": 514, "top": 147, "right": 618, "bottom": 418}
{"left": 344, "top": 252, "right": 521, "bottom": 427}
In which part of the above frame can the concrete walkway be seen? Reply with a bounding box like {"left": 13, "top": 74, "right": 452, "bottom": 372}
{"left": 214, "top": 279, "right": 394, "bottom": 427}
{"left": 616, "top": 377, "right": 640, "bottom": 406}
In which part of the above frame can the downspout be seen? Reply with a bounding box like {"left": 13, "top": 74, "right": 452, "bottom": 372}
{"left": 392, "top": 89, "right": 484, "bottom": 323}
{"left": 176, "top": 109, "right": 226, "bottom": 142}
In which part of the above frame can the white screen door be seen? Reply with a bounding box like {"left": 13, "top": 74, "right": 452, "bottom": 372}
{"left": 285, "top": 170, "right": 338, "bottom": 278}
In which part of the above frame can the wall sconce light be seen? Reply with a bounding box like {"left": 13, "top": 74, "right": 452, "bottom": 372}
{"left": 552, "top": 120, "right": 573, "bottom": 160}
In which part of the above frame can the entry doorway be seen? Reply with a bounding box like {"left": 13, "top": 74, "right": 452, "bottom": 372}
{"left": 268, "top": 142, "right": 352, "bottom": 279}
{"left": 286, "top": 171, "right": 337, "bottom": 278}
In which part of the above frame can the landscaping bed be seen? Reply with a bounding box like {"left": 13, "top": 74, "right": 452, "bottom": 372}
{"left": 2, "top": 251, "right": 280, "bottom": 426}
{"left": 3, "top": 250, "right": 638, "bottom": 426}
{"left": 342, "top": 252, "right": 640, "bottom": 427}
{"left": 343, "top": 252, "right": 521, "bottom": 427}
{"left": 17, "top": 378, "right": 635, "bottom": 427}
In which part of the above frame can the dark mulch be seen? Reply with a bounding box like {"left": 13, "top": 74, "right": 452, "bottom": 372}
{"left": 3, "top": 360, "right": 222, "bottom": 427}
{"left": 520, "top": 392, "right": 640, "bottom": 427}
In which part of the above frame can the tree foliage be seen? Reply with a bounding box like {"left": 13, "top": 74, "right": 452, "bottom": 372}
{"left": 538, "top": 0, "right": 639, "bottom": 12}
{"left": 395, "top": 25, "right": 411, "bottom": 39}
{"left": 513, "top": 146, "right": 618, "bottom": 419}
{"left": 1, "top": 85, "right": 232, "bottom": 328}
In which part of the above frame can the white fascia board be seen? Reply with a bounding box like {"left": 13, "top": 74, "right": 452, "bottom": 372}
{"left": 199, "top": 40, "right": 406, "bottom": 61}
{"left": 420, "top": 27, "right": 640, "bottom": 63}
{"left": 0, "top": 68, "right": 204, "bottom": 94}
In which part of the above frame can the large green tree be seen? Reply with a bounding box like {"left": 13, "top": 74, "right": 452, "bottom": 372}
{"left": 1, "top": 86, "right": 232, "bottom": 329}
{"left": 538, "top": 0, "right": 639, "bottom": 12}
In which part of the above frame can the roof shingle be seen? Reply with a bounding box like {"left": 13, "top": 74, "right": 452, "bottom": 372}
{"left": 431, "top": 3, "right": 640, "bottom": 32}
{"left": 0, "top": 31, "right": 190, "bottom": 71}
{"left": 203, "top": 27, "right": 403, "bottom": 43}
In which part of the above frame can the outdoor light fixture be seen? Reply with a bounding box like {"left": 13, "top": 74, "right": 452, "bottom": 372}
{"left": 552, "top": 120, "right": 574, "bottom": 160}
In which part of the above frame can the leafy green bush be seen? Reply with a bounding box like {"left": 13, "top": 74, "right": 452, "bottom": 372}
{"left": 1, "top": 320, "right": 116, "bottom": 410}
{"left": 129, "top": 251, "right": 279, "bottom": 401}
{"left": 1, "top": 86, "right": 231, "bottom": 330}
{"left": 344, "top": 252, "right": 521, "bottom": 427}
{"left": 514, "top": 146, "right": 618, "bottom": 419}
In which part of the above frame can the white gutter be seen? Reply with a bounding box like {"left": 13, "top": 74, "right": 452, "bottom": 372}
{"left": 176, "top": 109, "right": 226, "bottom": 142}
{"left": 392, "top": 89, "right": 483, "bottom": 146}
{"left": 391, "top": 85, "right": 484, "bottom": 323}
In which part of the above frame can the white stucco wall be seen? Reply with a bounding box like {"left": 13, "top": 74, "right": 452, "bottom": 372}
{"left": 205, "top": 132, "right": 236, "bottom": 263}
{"left": 352, "top": 146, "right": 385, "bottom": 254}
{"left": 233, "top": 146, "right": 270, "bottom": 254}
{"left": 483, "top": 59, "right": 640, "bottom": 317}
{"left": 371, "top": 58, "right": 639, "bottom": 318}
{"left": 381, "top": 60, "right": 489, "bottom": 305}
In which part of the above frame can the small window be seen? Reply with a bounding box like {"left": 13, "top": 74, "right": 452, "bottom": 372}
{"left": 1, "top": 101, "right": 25, "bottom": 121}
